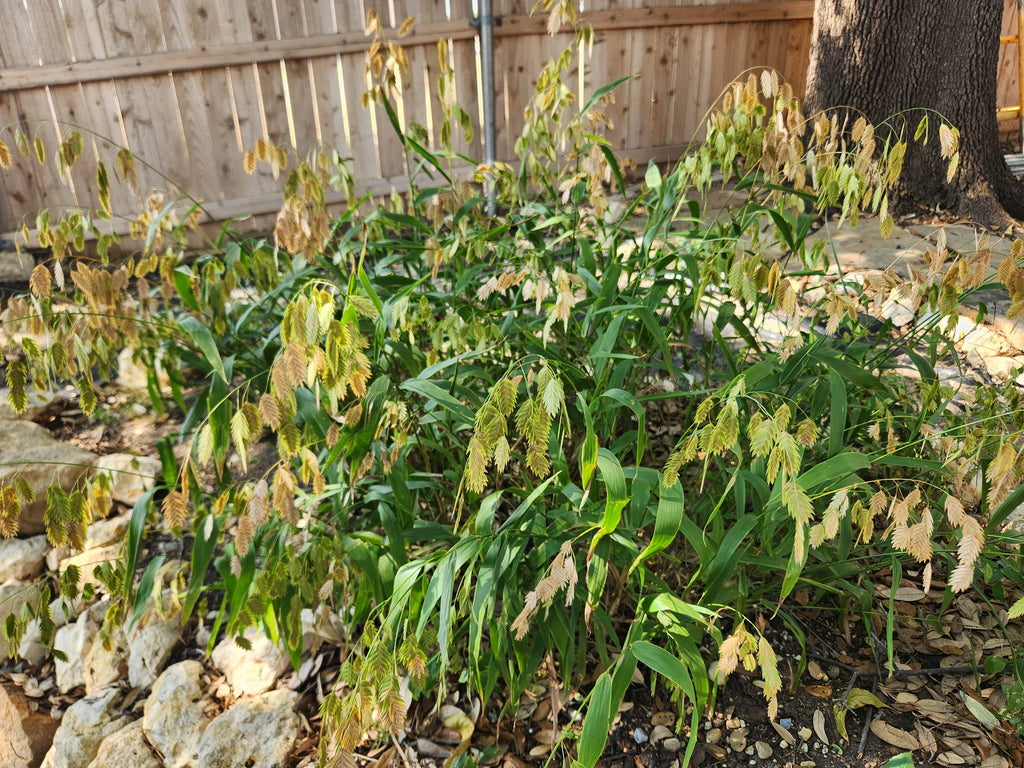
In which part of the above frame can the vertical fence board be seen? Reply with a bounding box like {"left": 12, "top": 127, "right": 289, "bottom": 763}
{"left": 0, "top": 2, "right": 71, "bottom": 219}
{"left": 188, "top": 0, "right": 257, "bottom": 205}
{"left": 0, "top": 0, "right": 1017, "bottom": 238}
{"left": 59, "top": 0, "right": 140, "bottom": 217}
{"left": 274, "top": 0, "right": 321, "bottom": 155}
{"left": 87, "top": 0, "right": 169, "bottom": 201}
{"left": 302, "top": 0, "right": 342, "bottom": 156}
{"left": 162, "top": 0, "right": 222, "bottom": 207}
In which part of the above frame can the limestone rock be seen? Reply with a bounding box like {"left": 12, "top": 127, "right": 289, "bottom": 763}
{"left": 0, "top": 581, "right": 42, "bottom": 620}
{"left": 127, "top": 601, "right": 180, "bottom": 689}
{"left": 58, "top": 544, "right": 122, "bottom": 594}
{"left": 0, "top": 679, "right": 59, "bottom": 768}
{"left": 18, "top": 598, "right": 69, "bottom": 666}
{"left": 0, "top": 250, "right": 34, "bottom": 283}
{"left": 0, "top": 419, "right": 97, "bottom": 537}
{"left": 90, "top": 454, "right": 161, "bottom": 507}
{"left": 85, "top": 720, "right": 161, "bottom": 768}
{"left": 116, "top": 348, "right": 168, "bottom": 392}
{"left": 84, "top": 620, "right": 128, "bottom": 695}
{"left": 0, "top": 534, "right": 47, "bottom": 582}
{"left": 142, "top": 661, "right": 211, "bottom": 768}
{"left": 0, "top": 387, "right": 72, "bottom": 422}
{"left": 55, "top": 602, "right": 105, "bottom": 694}
{"left": 211, "top": 627, "right": 289, "bottom": 696}
{"left": 197, "top": 689, "right": 300, "bottom": 768}
{"left": 40, "top": 688, "right": 128, "bottom": 768}
{"left": 879, "top": 295, "right": 915, "bottom": 327}
{"left": 46, "top": 514, "right": 127, "bottom": 576}
{"left": 83, "top": 514, "right": 130, "bottom": 550}
{"left": 982, "top": 354, "right": 1024, "bottom": 382}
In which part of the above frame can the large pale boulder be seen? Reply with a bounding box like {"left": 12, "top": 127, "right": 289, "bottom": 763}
{"left": 54, "top": 601, "right": 105, "bottom": 693}
{"left": 20, "top": 597, "right": 69, "bottom": 666}
{"left": 0, "top": 388, "right": 72, "bottom": 421}
{"left": 83, "top": 514, "right": 130, "bottom": 550}
{"left": 0, "top": 581, "right": 42, "bottom": 622}
{"left": 0, "top": 419, "right": 97, "bottom": 537}
{"left": 45, "top": 514, "right": 130, "bottom": 575}
{"left": 210, "top": 627, "right": 289, "bottom": 696}
{"left": 83, "top": 619, "right": 128, "bottom": 695}
{"left": 0, "top": 535, "right": 48, "bottom": 582}
{"left": 58, "top": 544, "right": 122, "bottom": 594}
{"left": 0, "top": 679, "right": 59, "bottom": 768}
{"left": 127, "top": 600, "right": 180, "bottom": 689}
{"left": 40, "top": 688, "right": 128, "bottom": 768}
{"left": 0, "top": 249, "right": 34, "bottom": 283}
{"left": 197, "top": 689, "right": 300, "bottom": 768}
{"left": 142, "top": 661, "right": 211, "bottom": 768}
{"left": 85, "top": 720, "right": 161, "bottom": 768}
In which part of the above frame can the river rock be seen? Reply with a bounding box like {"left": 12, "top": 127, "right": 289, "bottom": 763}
{"left": 0, "top": 534, "right": 48, "bottom": 582}
{"left": 90, "top": 454, "right": 160, "bottom": 507}
{"left": 40, "top": 688, "right": 128, "bottom": 768}
{"left": 85, "top": 720, "right": 161, "bottom": 768}
{"left": 0, "top": 419, "right": 97, "bottom": 537}
{"left": 142, "top": 661, "right": 211, "bottom": 768}
{"left": 211, "top": 627, "right": 289, "bottom": 696}
{"left": 196, "top": 689, "right": 300, "bottom": 768}
{"left": 0, "top": 678, "right": 59, "bottom": 768}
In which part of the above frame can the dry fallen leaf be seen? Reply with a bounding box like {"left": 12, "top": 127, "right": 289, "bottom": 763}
{"left": 771, "top": 721, "right": 796, "bottom": 746}
{"left": 807, "top": 659, "right": 828, "bottom": 681}
{"left": 877, "top": 585, "right": 926, "bottom": 602}
{"left": 805, "top": 684, "right": 833, "bottom": 699}
{"left": 979, "top": 754, "right": 1010, "bottom": 768}
{"left": 914, "top": 722, "right": 937, "bottom": 753}
{"left": 870, "top": 720, "right": 921, "bottom": 750}
{"left": 813, "top": 709, "right": 828, "bottom": 744}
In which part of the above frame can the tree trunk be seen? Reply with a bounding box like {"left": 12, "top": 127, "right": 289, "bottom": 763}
{"left": 804, "top": 0, "right": 1024, "bottom": 229}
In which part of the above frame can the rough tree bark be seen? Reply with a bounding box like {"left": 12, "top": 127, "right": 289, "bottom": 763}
{"left": 804, "top": 0, "right": 1024, "bottom": 229}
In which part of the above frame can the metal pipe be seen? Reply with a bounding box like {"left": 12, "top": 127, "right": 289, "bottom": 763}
{"left": 478, "top": 0, "right": 497, "bottom": 212}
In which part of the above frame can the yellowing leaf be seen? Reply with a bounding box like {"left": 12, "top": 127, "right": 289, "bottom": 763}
{"left": 960, "top": 693, "right": 999, "bottom": 729}
{"left": 1008, "top": 594, "right": 1024, "bottom": 619}
{"left": 946, "top": 152, "right": 959, "bottom": 183}
{"left": 846, "top": 687, "right": 888, "bottom": 710}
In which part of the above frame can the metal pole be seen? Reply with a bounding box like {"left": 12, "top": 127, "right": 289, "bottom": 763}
{"left": 478, "top": 0, "right": 497, "bottom": 213}
{"left": 1018, "top": 0, "right": 1024, "bottom": 150}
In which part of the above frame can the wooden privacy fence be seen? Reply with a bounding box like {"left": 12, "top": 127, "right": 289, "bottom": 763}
{"left": 0, "top": 0, "right": 820, "bottom": 244}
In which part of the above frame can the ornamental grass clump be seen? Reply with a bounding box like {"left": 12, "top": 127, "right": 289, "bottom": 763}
{"left": 2, "top": 0, "right": 1024, "bottom": 763}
